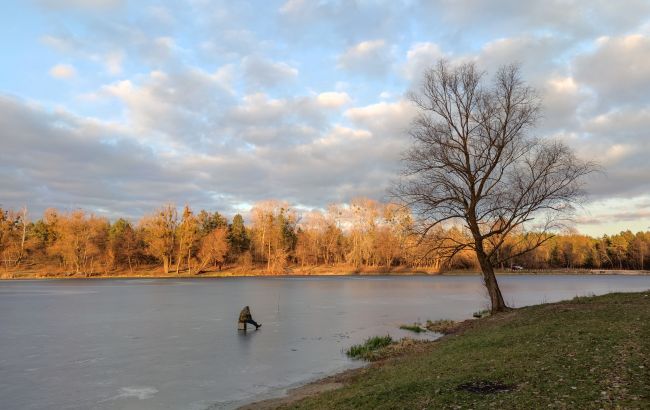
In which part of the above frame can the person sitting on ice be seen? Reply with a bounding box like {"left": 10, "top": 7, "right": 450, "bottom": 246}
{"left": 238, "top": 306, "right": 261, "bottom": 330}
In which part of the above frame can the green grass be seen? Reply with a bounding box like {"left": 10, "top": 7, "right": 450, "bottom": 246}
{"left": 286, "top": 291, "right": 650, "bottom": 409}
{"left": 345, "top": 335, "right": 394, "bottom": 360}
{"left": 399, "top": 324, "right": 425, "bottom": 333}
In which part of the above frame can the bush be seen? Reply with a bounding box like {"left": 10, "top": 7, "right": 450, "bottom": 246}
{"left": 346, "top": 335, "right": 393, "bottom": 360}
{"left": 399, "top": 323, "right": 425, "bottom": 333}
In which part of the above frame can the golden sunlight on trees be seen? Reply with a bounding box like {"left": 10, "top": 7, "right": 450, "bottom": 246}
{"left": 176, "top": 205, "right": 199, "bottom": 275}
{"left": 1, "top": 202, "right": 647, "bottom": 279}
{"left": 250, "top": 200, "right": 298, "bottom": 274}
{"left": 140, "top": 204, "right": 178, "bottom": 274}
{"left": 197, "top": 227, "right": 229, "bottom": 273}
{"left": 48, "top": 210, "right": 109, "bottom": 276}
{"left": 0, "top": 207, "right": 28, "bottom": 269}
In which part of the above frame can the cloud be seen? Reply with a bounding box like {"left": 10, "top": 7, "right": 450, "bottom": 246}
{"left": 574, "top": 34, "right": 650, "bottom": 109}
{"left": 424, "top": 0, "right": 650, "bottom": 40}
{"left": 402, "top": 42, "right": 445, "bottom": 81}
{"left": 242, "top": 56, "right": 298, "bottom": 88}
{"left": 103, "top": 67, "right": 234, "bottom": 149}
{"left": 566, "top": 107, "right": 650, "bottom": 200}
{"left": 36, "top": 0, "right": 124, "bottom": 10}
{"left": 7, "top": 0, "right": 650, "bottom": 234}
{"left": 316, "top": 92, "right": 351, "bottom": 108}
{"left": 0, "top": 94, "right": 197, "bottom": 218}
{"left": 41, "top": 35, "right": 80, "bottom": 53}
{"left": 49, "top": 63, "right": 77, "bottom": 79}
{"left": 0, "top": 89, "right": 421, "bottom": 218}
{"left": 337, "top": 40, "right": 392, "bottom": 75}
{"left": 345, "top": 100, "right": 416, "bottom": 138}
{"left": 479, "top": 36, "right": 562, "bottom": 75}
{"left": 576, "top": 195, "right": 650, "bottom": 234}
{"left": 539, "top": 76, "right": 586, "bottom": 132}
{"left": 104, "top": 50, "right": 124, "bottom": 75}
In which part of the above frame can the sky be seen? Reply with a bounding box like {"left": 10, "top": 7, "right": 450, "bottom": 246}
{"left": 1, "top": 0, "right": 650, "bottom": 236}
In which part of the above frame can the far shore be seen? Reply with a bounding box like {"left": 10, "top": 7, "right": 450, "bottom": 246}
{"left": 1, "top": 266, "right": 649, "bottom": 280}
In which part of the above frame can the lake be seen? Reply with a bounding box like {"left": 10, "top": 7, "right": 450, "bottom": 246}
{"left": 1, "top": 275, "right": 649, "bottom": 409}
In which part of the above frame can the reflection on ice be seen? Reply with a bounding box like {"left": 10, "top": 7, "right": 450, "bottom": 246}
{"left": 113, "top": 386, "right": 158, "bottom": 400}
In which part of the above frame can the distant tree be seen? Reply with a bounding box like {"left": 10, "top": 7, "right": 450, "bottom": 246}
{"left": 394, "top": 61, "right": 594, "bottom": 312}
{"left": 197, "top": 210, "right": 228, "bottom": 235}
{"left": 48, "top": 210, "right": 109, "bottom": 275}
{"left": 250, "top": 200, "right": 297, "bottom": 273}
{"left": 197, "top": 227, "right": 229, "bottom": 273}
{"left": 108, "top": 218, "right": 138, "bottom": 272}
{"left": 608, "top": 234, "right": 629, "bottom": 270}
{"left": 176, "top": 205, "right": 199, "bottom": 274}
{"left": 630, "top": 232, "right": 648, "bottom": 270}
{"left": 345, "top": 198, "right": 380, "bottom": 268}
{"left": 140, "top": 204, "right": 177, "bottom": 274}
{"left": 228, "top": 214, "right": 249, "bottom": 259}
{"left": 0, "top": 207, "right": 28, "bottom": 269}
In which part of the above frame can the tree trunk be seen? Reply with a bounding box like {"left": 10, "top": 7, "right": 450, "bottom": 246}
{"left": 476, "top": 249, "right": 508, "bottom": 313}
{"left": 163, "top": 256, "right": 170, "bottom": 274}
{"left": 176, "top": 246, "right": 182, "bottom": 274}
{"left": 187, "top": 248, "right": 191, "bottom": 275}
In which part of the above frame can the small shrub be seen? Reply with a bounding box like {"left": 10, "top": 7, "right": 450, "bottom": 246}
{"left": 399, "top": 323, "right": 425, "bottom": 333}
{"left": 425, "top": 319, "right": 457, "bottom": 334}
{"left": 346, "top": 335, "right": 393, "bottom": 360}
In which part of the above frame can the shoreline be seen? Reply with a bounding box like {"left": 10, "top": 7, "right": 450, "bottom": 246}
{"left": 240, "top": 290, "right": 650, "bottom": 409}
{"left": 1, "top": 267, "right": 649, "bottom": 281}
{"left": 237, "top": 367, "right": 366, "bottom": 410}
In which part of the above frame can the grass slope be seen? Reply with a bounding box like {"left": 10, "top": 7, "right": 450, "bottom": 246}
{"left": 285, "top": 292, "right": 650, "bottom": 409}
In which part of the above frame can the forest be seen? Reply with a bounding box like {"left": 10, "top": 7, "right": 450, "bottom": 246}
{"left": 0, "top": 199, "right": 648, "bottom": 277}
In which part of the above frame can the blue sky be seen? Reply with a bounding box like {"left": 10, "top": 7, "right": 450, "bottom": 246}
{"left": 1, "top": 0, "right": 650, "bottom": 236}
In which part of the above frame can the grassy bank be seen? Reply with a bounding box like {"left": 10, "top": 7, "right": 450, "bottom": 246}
{"left": 272, "top": 291, "right": 650, "bottom": 409}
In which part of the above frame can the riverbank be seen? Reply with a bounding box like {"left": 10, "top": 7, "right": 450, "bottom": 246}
{"left": 244, "top": 291, "right": 650, "bottom": 409}
{"left": 1, "top": 265, "right": 648, "bottom": 280}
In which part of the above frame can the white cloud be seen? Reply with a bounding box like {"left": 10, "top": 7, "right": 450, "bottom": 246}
{"left": 242, "top": 56, "right": 298, "bottom": 88}
{"left": 104, "top": 50, "right": 124, "bottom": 75}
{"left": 103, "top": 67, "right": 234, "bottom": 148}
{"left": 539, "top": 76, "right": 586, "bottom": 132}
{"left": 345, "top": 100, "right": 416, "bottom": 137}
{"left": 575, "top": 34, "right": 650, "bottom": 108}
{"left": 316, "top": 92, "right": 351, "bottom": 108}
{"left": 49, "top": 63, "right": 77, "bottom": 79}
{"left": 279, "top": 0, "right": 306, "bottom": 14}
{"left": 337, "top": 40, "right": 392, "bottom": 75}
{"left": 402, "top": 42, "right": 444, "bottom": 81}
{"left": 316, "top": 125, "right": 371, "bottom": 146}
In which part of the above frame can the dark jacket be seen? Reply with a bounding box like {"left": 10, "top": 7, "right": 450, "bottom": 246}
{"left": 239, "top": 306, "right": 252, "bottom": 322}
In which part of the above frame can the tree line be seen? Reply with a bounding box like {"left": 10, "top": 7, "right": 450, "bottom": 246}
{"left": 0, "top": 200, "right": 647, "bottom": 276}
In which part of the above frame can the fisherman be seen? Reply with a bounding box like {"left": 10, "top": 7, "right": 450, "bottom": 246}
{"left": 238, "top": 306, "right": 261, "bottom": 330}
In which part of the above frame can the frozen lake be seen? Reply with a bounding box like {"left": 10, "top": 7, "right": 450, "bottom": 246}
{"left": 1, "top": 274, "right": 649, "bottom": 409}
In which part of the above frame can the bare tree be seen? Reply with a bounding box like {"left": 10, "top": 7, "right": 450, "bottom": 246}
{"left": 394, "top": 61, "right": 595, "bottom": 313}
